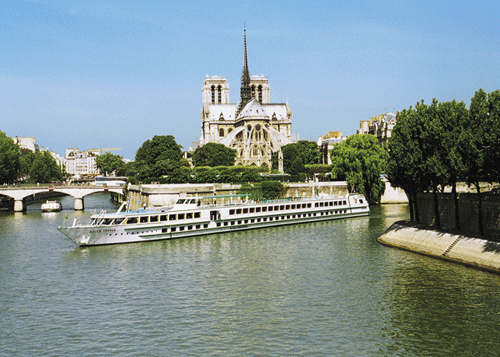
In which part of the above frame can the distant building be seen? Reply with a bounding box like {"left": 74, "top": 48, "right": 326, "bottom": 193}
{"left": 357, "top": 112, "right": 398, "bottom": 146}
{"left": 12, "top": 137, "right": 39, "bottom": 154}
{"left": 64, "top": 148, "right": 101, "bottom": 178}
{"left": 317, "top": 131, "right": 345, "bottom": 165}
{"left": 198, "top": 28, "right": 293, "bottom": 169}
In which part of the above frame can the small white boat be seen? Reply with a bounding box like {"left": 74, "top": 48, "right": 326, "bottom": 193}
{"left": 41, "top": 200, "right": 62, "bottom": 212}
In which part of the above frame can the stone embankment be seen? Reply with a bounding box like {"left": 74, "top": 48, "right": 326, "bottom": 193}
{"left": 377, "top": 222, "right": 500, "bottom": 274}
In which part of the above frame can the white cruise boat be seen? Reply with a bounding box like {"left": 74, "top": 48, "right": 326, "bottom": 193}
{"left": 41, "top": 200, "right": 62, "bottom": 212}
{"left": 58, "top": 193, "right": 370, "bottom": 247}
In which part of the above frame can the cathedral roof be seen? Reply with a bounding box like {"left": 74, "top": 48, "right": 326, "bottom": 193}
{"left": 237, "top": 99, "right": 270, "bottom": 120}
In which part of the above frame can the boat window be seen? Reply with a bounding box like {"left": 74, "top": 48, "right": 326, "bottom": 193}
{"left": 196, "top": 225, "right": 201, "bottom": 229}
{"left": 160, "top": 215, "right": 168, "bottom": 222}
{"left": 188, "top": 225, "right": 193, "bottom": 230}
{"left": 250, "top": 208, "right": 255, "bottom": 213}
{"left": 343, "top": 201, "right": 347, "bottom": 205}
{"left": 231, "top": 221, "right": 236, "bottom": 225}
{"left": 189, "top": 199, "right": 197, "bottom": 204}
{"left": 126, "top": 217, "right": 138, "bottom": 224}
{"left": 236, "top": 209, "right": 242, "bottom": 214}
{"left": 262, "top": 207, "right": 267, "bottom": 212}
{"left": 307, "top": 203, "right": 312, "bottom": 208}
{"left": 169, "top": 214, "right": 176, "bottom": 220}
{"left": 171, "top": 227, "right": 176, "bottom": 232}
{"left": 162, "top": 228, "right": 168, "bottom": 233}
{"left": 277, "top": 206, "right": 282, "bottom": 211}
{"left": 140, "top": 216, "right": 148, "bottom": 223}
{"left": 150, "top": 216, "right": 159, "bottom": 222}
{"left": 243, "top": 208, "right": 248, "bottom": 214}
{"left": 179, "top": 226, "right": 185, "bottom": 231}
{"left": 186, "top": 213, "right": 193, "bottom": 219}
{"left": 268, "top": 206, "right": 273, "bottom": 211}
{"left": 286, "top": 205, "right": 290, "bottom": 210}
{"left": 217, "top": 222, "right": 221, "bottom": 227}
{"left": 315, "top": 203, "right": 319, "bottom": 207}
{"left": 194, "top": 212, "right": 200, "bottom": 218}
{"left": 256, "top": 207, "right": 261, "bottom": 213}
{"left": 178, "top": 214, "right": 185, "bottom": 220}
{"left": 115, "top": 218, "right": 124, "bottom": 225}
{"left": 177, "top": 199, "right": 186, "bottom": 204}
{"left": 359, "top": 199, "right": 363, "bottom": 204}
{"left": 203, "top": 224, "right": 208, "bottom": 228}
{"left": 103, "top": 219, "right": 113, "bottom": 225}
{"left": 230, "top": 209, "right": 235, "bottom": 215}
{"left": 224, "top": 222, "right": 228, "bottom": 226}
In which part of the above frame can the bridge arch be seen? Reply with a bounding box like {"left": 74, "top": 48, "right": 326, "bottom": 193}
{"left": 0, "top": 186, "right": 124, "bottom": 211}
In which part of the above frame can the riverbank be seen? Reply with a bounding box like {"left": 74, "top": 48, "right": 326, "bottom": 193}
{"left": 377, "top": 222, "right": 500, "bottom": 274}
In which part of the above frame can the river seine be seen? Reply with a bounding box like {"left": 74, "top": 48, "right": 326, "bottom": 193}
{"left": 1, "top": 193, "right": 500, "bottom": 356}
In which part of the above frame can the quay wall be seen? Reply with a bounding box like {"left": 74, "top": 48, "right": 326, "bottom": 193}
{"left": 417, "top": 192, "right": 500, "bottom": 239}
{"left": 377, "top": 223, "right": 500, "bottom": 274}
{"left": 127, "top": 181, "right": 348, "bottom": 210}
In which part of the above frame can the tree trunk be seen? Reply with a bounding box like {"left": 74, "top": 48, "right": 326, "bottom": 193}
{"left": 475, "top": 182, "right": 484, "bottom": 235}
{"left": 432, "top": 181, "right": 440, "bottom": 227}
{"left": 452, "top": 181, "right": 460, "bottom": 231}
{"left": 413, "top": 190, "right": 420, "bottom": 224}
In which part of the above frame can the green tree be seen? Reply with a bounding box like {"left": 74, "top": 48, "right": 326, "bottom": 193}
{"left": 271, "top": 140, "right": 321, "bottom": 174}
{"left": 95, "top": 152, "right": 124, "bottom": 176}
{"left": 330, "top": 134, "right": 387, "bottom": 204}
{"left": 167, "top": 167, "right": 190, "bottom": 183}
{"left": 193, "top": 168, "right": 219, "bottom": 183}
{"left": 436, "top": 100, "right": 469, "bottom": 230}
{"left": 239, "top": 180, "right": 284, "bottom": 201}
{"left": 135, "top": 135, "right": 183, "bottom": 166}
{"left": 386, "top": 103, "right": 430, "bottom": 222}
{"left": 460, "top": 89, "right": 500, "bottom": 234}
{"left": 133, "top": 135, "right": 184, "bottom": 181}
{"left": 192, "top": 143, "right": 237, "bottom": 167}
{"left": 26, "top": 151, "right": 63, "bottom": 183}
{"left": 0, "top": 132, "right": 20, "bottom": 184}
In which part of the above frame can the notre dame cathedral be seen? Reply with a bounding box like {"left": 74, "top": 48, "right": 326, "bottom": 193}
{"left": 198, "top": 28, "right": 293, "bottom": 169}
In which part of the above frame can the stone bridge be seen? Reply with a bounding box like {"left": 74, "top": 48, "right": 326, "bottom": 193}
{"left": 0, "top": 186, "right": 124, "bottom": 211}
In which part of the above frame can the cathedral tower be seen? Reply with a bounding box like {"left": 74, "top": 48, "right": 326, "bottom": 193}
{"left": 198, "top": 26, "right": 293, "bottom": 168}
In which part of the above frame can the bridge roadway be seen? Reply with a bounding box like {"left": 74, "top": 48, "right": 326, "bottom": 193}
{"left": 0, "top": 185, "right": 124, "bottom": 211}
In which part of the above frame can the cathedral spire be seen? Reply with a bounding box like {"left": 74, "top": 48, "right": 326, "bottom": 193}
{"left": 237, "top": 25, "right": 252, "bottom": 117}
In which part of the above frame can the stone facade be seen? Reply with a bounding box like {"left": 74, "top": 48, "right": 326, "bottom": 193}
{"left": 198, "top": 28, "right": 293, "bottom": 169}
{"left": 64, "top": 148, "right": 100, "bottom": 178}
{"left": 357, "top": 112, "right": 398, "bottom": 147}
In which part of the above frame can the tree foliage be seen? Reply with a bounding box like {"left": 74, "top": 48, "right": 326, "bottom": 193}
{"left": 22, "top": 151, "right": 64, "bottom": 184}
{"left": 271, "top": 140, "right": 321, "bottom": 174}
{"left": 0, "top": 132, "right": 20, "bottom": 184}
{"left": 330, "top": 134, "right": 387, "bottom": 204}
{"left": 192, "top": 143, "right": 237, "bottom": 167}
{"left": 239, "top": 181, "right": 285, "bottom": 201}
{"left": 95, "top": 152, "right": 124, "bottom": 176}
{"left": 132, "top": 135, "right": 184, "bottom": 181}
{"left": 386, "top": 89, "right": 500, "bottom": 232}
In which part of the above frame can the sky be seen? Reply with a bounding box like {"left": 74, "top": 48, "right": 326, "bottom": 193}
{"left": 1, "top": 0, "right": 499, "bottom": 160}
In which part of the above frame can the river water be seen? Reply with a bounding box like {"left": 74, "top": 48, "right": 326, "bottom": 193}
{"left": 1, "top": 194, "right": 500, "bottom": 356}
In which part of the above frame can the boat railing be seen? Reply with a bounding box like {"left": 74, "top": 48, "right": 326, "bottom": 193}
{"left": 94, "top": 210, "right": 108, "bottom": 226}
